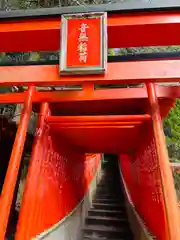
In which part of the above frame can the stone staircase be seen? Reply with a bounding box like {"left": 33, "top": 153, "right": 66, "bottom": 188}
{"left": 82, "top": 155, "right": 134, "bottom": 240}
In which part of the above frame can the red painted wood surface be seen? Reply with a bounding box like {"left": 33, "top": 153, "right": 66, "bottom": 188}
{"left": 48, "top": 115, "right": 150, "bottom": 154}
{"left": 0, "top": 87, "right": 35, "bottom": 240}
{"left": 120, "top": 123, "right": 168, "bottom": 240}
{"left": 146, "top": 83, "right": 180, "bottom": 239}
{"left": 66, "top": 18, "right": 101, "bottom": 67}
{"left": 2, "top": 12, "right": 180, "bottom": 51}
{"left": 1, "top": 62, "right": 180, "bottom": 85}
{"left": 0, "top": 86, "right": 179, "bottom": 104}
{"left": 0, "top": 86, "right": 176, "bottom": 239}
{"left": 16, "top": 103, "right": 101, "bottom": 240}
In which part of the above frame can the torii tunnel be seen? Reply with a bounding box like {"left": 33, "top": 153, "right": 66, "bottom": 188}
{"left": 0, "top": 2, "right": 180, "bottom": 240}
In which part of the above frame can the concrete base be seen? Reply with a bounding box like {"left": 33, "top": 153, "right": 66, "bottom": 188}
{"left": 125, "top": 199, "right": 154, "bottom": 240}
{"left": 34, "top": 162, "right": 102, "bottom": 240}
{"left": 119, "top": 169, "right": 154, "bottom": 240}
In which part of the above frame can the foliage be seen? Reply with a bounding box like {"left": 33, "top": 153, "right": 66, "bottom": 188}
{"left": 0, "top": 0, "right": 104, "bottom": 10}
{"left": 109, "top": 46, "right": 180, "bottom": 56}
{"left": 173, "top": 171, "right": 180, "bottom": 189}
{"left": 163, "top": 99, "right": 180, "bottom": 162}
{"left": 163, "top": 99, "right": 180, "bottom": 199}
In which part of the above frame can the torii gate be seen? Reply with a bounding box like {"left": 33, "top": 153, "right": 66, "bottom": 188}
{"left": 0, "top": 1, "right": 180, "bottom": 240}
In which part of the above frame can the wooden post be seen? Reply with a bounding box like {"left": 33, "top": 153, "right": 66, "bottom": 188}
{"left": 15, "top": 102, "right": 49, "bottom": 240}
{"left": 0, "top": 86, "right": 35, "bottom": 239}
{"left": 146, "top": 82, "right": 180, "bottom": 240}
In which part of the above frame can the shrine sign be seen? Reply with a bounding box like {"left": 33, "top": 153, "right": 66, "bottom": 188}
{"left": 60, "top": 12, "right": 107, "bottom": 75}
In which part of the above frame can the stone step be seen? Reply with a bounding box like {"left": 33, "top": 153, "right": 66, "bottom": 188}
{"left": 95, "top": 194, "right": 122, "bottom": 198}
{"left": 93, "top": 199, "right": 124, "bottom": 204}
{"left": 97, "top": 186, "right": 118, "bottom": 190}
{"left": 97, "top": 188, "right": 118, "bottom": 192}
{"left": 83, "top": 236, "right": 128, "bottom": 240}
{"left": 88, "top": 209, "right": 126, "bottom": 218}
{"left": 95, "top": 193, "right": 121, "bottom": 197}
{"left": 92, "top": 203, "right": 125, "bottom": 211}
{"left": 83, "top": 225, "right": 132, "bottom": 239}
{"left": 95, "top": 194, "right": 122, "bottom": 199}
{"left": 81, "top": 156, "right": 134, "bottom": 240}
{"left": 86, "top": 216, "right": 128, "bottom": 227}
{"left": 96, "top": 190, "right": 119, "bottom": 193}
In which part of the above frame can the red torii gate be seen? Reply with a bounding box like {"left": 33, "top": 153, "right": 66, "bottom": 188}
{"left": 0, "top": 2, "right": 180, "bottom": 240}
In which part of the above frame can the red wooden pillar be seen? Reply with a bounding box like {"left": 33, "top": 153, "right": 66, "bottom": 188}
{"left": 0, "top": 86, "right": 35, "bottom": 239}
{"left": 146, "top": 82, "right": 180, "bottom": 240}
{"left": 15, "top": 102, "right": 49, "bottom": 240}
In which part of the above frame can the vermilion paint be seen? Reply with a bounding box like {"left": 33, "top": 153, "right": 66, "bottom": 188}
{"left": 146, "top": 83, "right": 180, "bottom": 239}
{"left": 2, "top": 12, "right": 180, "bottom": 51}
{"left": 0, "top": 10, "right": 179, "bottom": 240}
{"left": 1, "top": 61, "right": 180, "bottom": 86}
{"left": 0, "top": 86, "right": 35, "bottom": 240}
{"left": 16, "top": 103, "right": 101, "bottom": 239}
{"left": 0, "top": 86, "right": 179, "bottom": 104}
{"left": 120, "top": 127, "right": 169, "bottom": 240}
{"left": 66, "top": 18, "right": 101, "bottom": 67}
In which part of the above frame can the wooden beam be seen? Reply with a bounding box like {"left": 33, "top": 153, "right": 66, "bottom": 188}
{"left": 48, "top": 122, "right": 143, "bottom": 127}
{"left": 0, "top": 61, "right": 180, "bottom": 86}
{"left": 47, "top": 115, "right": 151, "bottom": 123}
{"left": 2, "top": 12, "right": 180, "bottom": 51}
{"left": 0, "top": 86, "right": 179, "bottom": 104}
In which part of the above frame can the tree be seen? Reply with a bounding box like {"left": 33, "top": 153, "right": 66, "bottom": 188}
{"left": 163, "top": 99, "right": 180, "bottom": 162}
